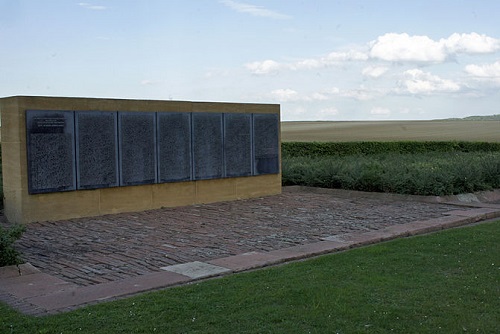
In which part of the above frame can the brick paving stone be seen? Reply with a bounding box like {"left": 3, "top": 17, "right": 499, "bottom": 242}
{"left": 0, "top": 187, "right": 480, "bottom": 287}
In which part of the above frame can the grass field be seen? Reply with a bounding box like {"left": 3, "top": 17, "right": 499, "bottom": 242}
{"left": 281, "top": 120, "right": 500, "bottom": 142}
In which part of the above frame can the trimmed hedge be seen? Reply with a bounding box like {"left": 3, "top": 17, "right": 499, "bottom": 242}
{"left": 282, "top": 141, "right": 500, "bottom": 158}
{"left": 281, "top": 142, "right": 500, "bottom": 196}
{"left": 282, "top": 152, "right": 500, "bottom": 195}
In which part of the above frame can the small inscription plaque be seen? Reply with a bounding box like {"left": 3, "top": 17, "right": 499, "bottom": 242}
{"left": 76, "top": 111, "right": 118, "bottom": 189}
{"left": 26, "top": 110, "right": 76, "bottom": 194}
{"left": 253, "top": 113, "right": 280, "bottom": 175}
{"left": 119, "top": 112, "right": 157, "bottom": 186}
{"left": 31, "top": 117, "right": 66, "bottom": 132}
{"left": 224, "top": 113, "right": 252, "bottom": 177}
{"left": 192, "top": 113, "right": 223, "bottom": 180}
{"left": 157, "top": 112, "right": 192, "bottom": 182}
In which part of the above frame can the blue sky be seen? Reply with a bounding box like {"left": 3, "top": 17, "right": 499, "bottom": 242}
{"left": 1, "top": 0, "right": 499, "bottom": 121}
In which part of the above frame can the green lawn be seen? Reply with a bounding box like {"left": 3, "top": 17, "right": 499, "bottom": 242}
{"left": 2, "top": 221, "right": 499, "bottom": 333}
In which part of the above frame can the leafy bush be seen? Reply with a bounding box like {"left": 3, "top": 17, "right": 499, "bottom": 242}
{"left": 0, "top": 145, "right": 3, "bottom": 208}
{"left": 282, "top": 151, "right": 500, "bottom": 196}
{"left": 0, "top": 224, "right": 25, "bottom": 267}
{"left": 282, "top": 141, "right": 500, "bottom": 158}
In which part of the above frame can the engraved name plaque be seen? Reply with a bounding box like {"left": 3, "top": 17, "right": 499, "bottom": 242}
{"left": 119, "top": 112, "right": 157, "bottom": 186}
{"left": 75, "top": 111, "right": 119, "bottom": 189}
{"left": 26, "top": 110, "right": 76, "bottom": 194}
{"left": 253, "top": 113, "right": 280, "bottom": 175}
{"left": 224, "top": 113, "right": 252, "bottom": 177}
{"left": 192, "top": 113, "right": 223, "bottom": 180}
{"left": 157, "top": 112, "right": 192, "bottom": 182}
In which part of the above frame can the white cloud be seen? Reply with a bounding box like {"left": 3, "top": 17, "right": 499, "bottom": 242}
{"left": 245, "top": 59, "right": 282, "bottom": 75}
{"left": 465, "top": 61, "right": 500, "bottom": 77}
{"left": 204, "top": 68, "right": 231, "bottom": 78}
{"left": 322, "top": 86, "right": 382, "bottom": 101}
{"left": 282, "top": 106, "right": 322, "bottom": 121}
{"left": 246, "top": 32, "right": 500, "bottom": 75}
{"left": 323, "top": 50, "right": 369, "bottom": 62}
{"left": 443, "top": 33, "right": 500, "bottom": 54}
{"left": 341, "top": 89, "right": 380, "bottom": 101}
{"left": 269, "top": 88, "right": 335, "bottom": 102}
{"left": 401, "top": 69, "right": 460, "bottom": 94}
{"left": 245, "top": 32, "right": 498, "bottom": 120}
{"left": 270, "top": 88, "right": 300, "bottom": 102}
{"left": 78, "top": 2, "right": 106, "bottom": 10}
{"left": 219, "top": 0, "right": 291, "bottom": 20}
{"left": 362, "top": 66, "right": 388, "bottom": 78}
{"left": 310, "top": 92, "right": 330, "bottom": 101}
{"left": 290, "top": 59, "right": 323, "bottom": 71}
{"left": 370, "top": 107, "right": 391, "bottom": 116}
{"left": 323, "top": 87, "right": 340, "bottom": 94}
{"left": 370, "top": 33, "right": 447, "bottom": 63}
{"left": 465, "top": 60, "right": 500, "bottom": 85}
{"left": 369, "top": 32, "right": 500, "bottom": 64}
{"left": 319, "top": 107, "right": 339, "bottom": 116}
{"left": 245, "top": 51, "right": 368, "bottom": 75}
{"left": 140, "top": 79, "right": 162, "bottom": 86}
{"left": 271, "top": 86, "right": 383, "bottom": 102}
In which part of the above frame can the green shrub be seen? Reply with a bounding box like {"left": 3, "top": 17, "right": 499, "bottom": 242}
{"left": 282, "top": 141, "right": 500, "bottom": 158}
{"left": 0, "top": 145, "right": 3, "bottom": 209}
{"left": 282, "top": 152, "right": 500, "bottom": 196}
{"left": 0, "top": 224, "right": 25, "bottom": 267}
{"left": 281, "top": 141, "right": 500, "bottom": 196}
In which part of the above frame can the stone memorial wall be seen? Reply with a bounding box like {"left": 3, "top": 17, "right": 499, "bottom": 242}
{"left": 1, "top": 96, "right": 281, "bottom": 224}
{"left": 25, "top": 110, "right": 280, "bottom": 194}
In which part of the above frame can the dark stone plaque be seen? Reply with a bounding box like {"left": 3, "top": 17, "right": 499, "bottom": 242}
{"left": 26, "top": 110, "right": 76, "bottom": 194}
{"left": 192, "top": 113, "right": 223, "bottom": 180}
{"left": 75, "top": 111, "right": 118, "bottom": 189}
{"left": 253, "top": 113, "right": 280, "bottom": 175}
{"left": 224, "top": 113, "right": 252, "bottom": 177}
{"left": 118, "top": 112, "right": 157, "bottom": 186}
{"left": 157, "top": 112, "right": 192, "bottom": 182}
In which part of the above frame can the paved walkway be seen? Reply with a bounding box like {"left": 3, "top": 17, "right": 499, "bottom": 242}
{"left": 1, "top": 186, "right": 500, "bottom": 316}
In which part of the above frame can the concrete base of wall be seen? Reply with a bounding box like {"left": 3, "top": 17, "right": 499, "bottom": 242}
{"left": 4, "top": 174, "right": 281, "bottom": 224}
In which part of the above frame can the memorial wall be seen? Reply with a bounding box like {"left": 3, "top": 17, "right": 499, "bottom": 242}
{"left": 1, "top": 96, "right": 281, "bottom": 224}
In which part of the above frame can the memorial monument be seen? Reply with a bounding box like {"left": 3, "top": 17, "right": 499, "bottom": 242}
{"left": 0, "top": 96, "right": 281, "bottom": 224}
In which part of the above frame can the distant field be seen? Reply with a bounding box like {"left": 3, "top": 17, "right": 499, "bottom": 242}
{"left": 281, "top": 120, "right": 500, "bottom": 142}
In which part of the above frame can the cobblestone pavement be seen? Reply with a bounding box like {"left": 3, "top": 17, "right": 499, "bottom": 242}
{"left": 6, "top": 187, "right": 464, "bottom": 287}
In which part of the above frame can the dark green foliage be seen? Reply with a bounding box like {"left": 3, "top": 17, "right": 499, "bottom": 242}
{"left": 0, "top": 224, "right": 25, "bottom": 267}
{"left": 0, "top": 145, "right": 2, "bottom": 208}
{"left": 282, "top": 141, "right": 500, "bottom": 158}
{"left": 282, "top": 143, "right": 500, "bottom": 196}
{"left": 461, "top": 114, "right": 500, "bottom": 120}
